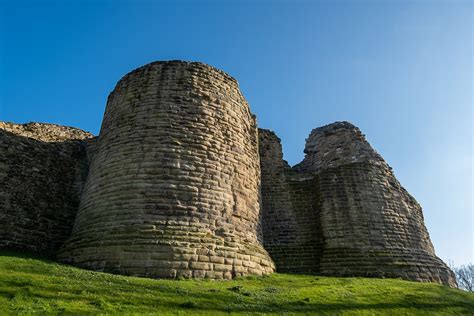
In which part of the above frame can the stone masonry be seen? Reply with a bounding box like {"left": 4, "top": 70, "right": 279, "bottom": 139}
{"left": 0, "top": 122, "right": 94, "bottom": 254}
{"left": 57, "top": 61, "right": 275, "bottom": 279}
{"left": 0, "top": 61, "right": 455, "bottom": 286}
{"left": 259, "top": 129, "right": 323, "bottom": 274}
{"left": 259, "top": 122, "right": 456, "bottom": 287}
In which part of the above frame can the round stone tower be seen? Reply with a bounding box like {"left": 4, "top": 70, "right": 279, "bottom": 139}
{"left": 58, "top": 61, "right": 274, "bottom": 279}
{"left": 295, "top": 122, "right": 456, "bottom": 286}
{"left": 259, "top": 122, "right": 456, "bottom": 287}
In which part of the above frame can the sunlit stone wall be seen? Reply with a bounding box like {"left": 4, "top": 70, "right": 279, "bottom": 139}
{"left": 58, "top": 61, "right": 274, "bottom": 279}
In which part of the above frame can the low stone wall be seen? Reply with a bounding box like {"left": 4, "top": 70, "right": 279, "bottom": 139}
{"left": 0, "top": 123, "right": 93, "bottom": 255}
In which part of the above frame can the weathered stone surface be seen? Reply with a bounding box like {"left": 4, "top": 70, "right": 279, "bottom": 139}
{"left": 259, "top": 122, "right": 456, "bottom": 287}
{"left": 0, "top": 122, "right": 94, "bottom": 254}
{"left": 0, "top": 61, "right": 454, "bottom": 286}
{"left": 0, "top": 122, "right": 94, "bottom": 142}
{"left": 57, "top": 61, "right": 275, "bottom": 279}
{"left": 259, "top": 129, "right": 323, "bottom": 273}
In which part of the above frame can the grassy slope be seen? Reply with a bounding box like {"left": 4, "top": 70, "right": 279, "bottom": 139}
{"left": 0, "top": 252, "right": 472, "bottom": 315}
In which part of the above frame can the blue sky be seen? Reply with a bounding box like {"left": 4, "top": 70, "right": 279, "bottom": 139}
{"left": 1, "top": 0, "right": 472, "bottom": 265}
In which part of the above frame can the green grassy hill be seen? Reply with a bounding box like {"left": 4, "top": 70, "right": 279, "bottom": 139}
{"left": 0, "top": 252, "right": 472, "bottom": 315}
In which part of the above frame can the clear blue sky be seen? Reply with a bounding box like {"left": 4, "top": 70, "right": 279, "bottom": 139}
{"left": 1, "top": 0, "right": 472, "bottom": 266}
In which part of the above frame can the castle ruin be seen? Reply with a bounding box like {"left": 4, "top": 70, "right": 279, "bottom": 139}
{"left": 0, "top": 61, "right": 456, "bottom": 286}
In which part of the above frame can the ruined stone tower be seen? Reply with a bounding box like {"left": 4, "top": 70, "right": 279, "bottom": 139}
{"left": 259, "top": 122, "right": 456, "bottom": 287}
{"left": 57, "top": 61, "right": 275, "bottom": 279}
{"left": 0, "top": 60, "right": 455, "bottom": 286}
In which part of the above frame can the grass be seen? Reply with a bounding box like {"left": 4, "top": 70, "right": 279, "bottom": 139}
{"left": 0, "top": 251, "right": 472, "bottom": 315}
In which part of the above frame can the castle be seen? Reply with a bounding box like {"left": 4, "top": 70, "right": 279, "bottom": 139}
{"left": 0, "top": 61, "right": 456, "bottom": 287}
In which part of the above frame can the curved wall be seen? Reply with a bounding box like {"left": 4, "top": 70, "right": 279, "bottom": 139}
{"left": 314, "top": 162, "right": 455, "bottom": 286}
{"left": 58, "top": 61, "right": 274, "bottom": 279}
{"left": 259, "top": 122, "right": 456, "bottom": 287}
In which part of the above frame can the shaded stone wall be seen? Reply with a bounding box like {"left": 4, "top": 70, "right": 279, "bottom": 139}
{"left": 58, "top": 61, "right": 274, "bottom": 279}
{"left": 259, "top": 122, "right": 456, "bottom": 287}
{"left": 258, "top": 129, "right": 322, "bottom": 273}
{"left": 0, "top": 123, "right": 93, "bottom": 255}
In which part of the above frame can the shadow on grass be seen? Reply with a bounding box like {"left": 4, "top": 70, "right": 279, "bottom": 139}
{"left": 0, "top": 250, "right": 56, "bottom": 262}
{"left": 5, "top": 287, "right": 474, "bottom": 314}
{"left": 1, "top": 251, "right": 473, "bottom": 314}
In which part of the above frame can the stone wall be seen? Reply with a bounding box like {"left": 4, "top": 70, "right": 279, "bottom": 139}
{"left": 259, "top": 129, "right": 322, "bottom": 273}
{"left": 58, "top": 61, "right": 275, "bottom": 279}
{"left": 0, "top": 122, "right": 93, "bottom": 255}
{"left": 314, "top": 162, "right": 454, "bottom": 285}
{"left": 259, "top": 122, "right": 456, "bottom": 287}
{"left": 0, "top": 122, "right": 94, "bottom": 142}
{"left": 0, "top": 61, "right": 455, "bottom": 287}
